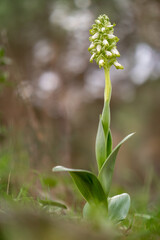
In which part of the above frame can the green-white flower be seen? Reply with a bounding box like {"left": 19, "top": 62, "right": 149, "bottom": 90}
{"left": 89, "top": 14, "right": 124, "bottom": 103}
{"left": 88, "top": 14, "right": 123, "bottom": 70}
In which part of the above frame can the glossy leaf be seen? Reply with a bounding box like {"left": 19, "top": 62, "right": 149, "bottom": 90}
{"left": 99, "top": 133, "right": 135, "bottom": 196}
{"left": 108, "top": 193, "right": 130, "bottom": 221}
{"left": 95, "top": 117, "right": 106, "bottom": 171}
{"left": 52, "top": 166, "right": 107, "bottom": 206}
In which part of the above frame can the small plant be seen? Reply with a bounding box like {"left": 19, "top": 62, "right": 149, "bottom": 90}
{"left": 52, "top": 14, "right": 135, "bottom": 223}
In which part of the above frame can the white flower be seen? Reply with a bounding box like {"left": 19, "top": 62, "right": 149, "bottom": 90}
{"left": 113, "top": 60, "right": 123, "bottom": 69}
{"left": 111, "top": 47, "right": 120, "bottom": 56}
{"left": 103, "top": 39, "right": 109, "bottom": 46}
{"left": 88, "top": 42, "right": 95, "bottom": 49}
{"left": 99, "top": 59, "right": 104, "bottom": 67}
{"left": 108, "top": 34, "right": 115, "bottom": 39}
{"left": 106, "top": 24, "right": 113, "bottom": 28}
{"left": 106, "top": 51, "right": 112, "bottom": 57}
{"left": 90, "top": 53, "right": 95, "bottom": 62}
{"left": 101, "top": 27, "right": 105, "bottom": 32}
{"left": 96, "top": 45, "right": 101, "bottom": 52}
{"left": 92, "top": 33, "right": 99, "bottom": 39}
{"left": 95, "top": 20, "right": 101, "bottom": 24}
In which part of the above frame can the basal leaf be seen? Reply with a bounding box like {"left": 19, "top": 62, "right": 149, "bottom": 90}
{"left": 108, "top": 193, "right": 130, "bottom": 221}
{"left": 52, "top": 166, "right": 107, "bottom": 206}
{"left": 99, "top": 133, "right": 135, "bottom": 196}
{"left": 95, "top": 117, "right": 106, "bottom": 171}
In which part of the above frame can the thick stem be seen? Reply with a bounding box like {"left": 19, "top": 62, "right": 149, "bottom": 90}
{"left": 104, "top": 67, "right": 112, "bottom": 103}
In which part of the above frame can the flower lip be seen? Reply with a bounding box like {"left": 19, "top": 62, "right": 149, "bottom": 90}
{"left": 89, "top": 42, "right": 95, "bottom": 50}
{"left": 111, "top": 48, "right": 120, "bottom": 56}
{"left": 107, "top": 34, "right": 115, "bottom": 39}
{"left": 99, "top": 59, "right": 104, "bottom": 67}
{"left": 95, "top": 19, "right": 101, "bottom": 24}
{"left": 97, "top": 45, "right": 101, "bottom": 52}
{"left": 103, "top": 40, "right": 108, "bottom": 45}
{"left": 92, "top": 33, "right": 99, "bottom": 39}
{"left": 106, "top": 51, "right": 112, "bottom": 57}
{"left": 106, "top": 24, "right": 113, "bottom": 28}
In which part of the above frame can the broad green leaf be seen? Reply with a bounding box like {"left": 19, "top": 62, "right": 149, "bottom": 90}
{"left": 108, "top": 193, "right": 130, "bottom": 221}
{"left": 95, "top": 117, "right": 106, "bottom": 171}
{"left": 107, "top": 130, "right": 112, "bottom": 157}
{"left": 39, "top": 199, "right": 67, "bottom": 209}
{"left": 53, "top": 166, "right": 107, "bottom": 206}
{"left": 101, "top": 101, "right": 110, "bottom": 138}
{"left": 99, "top": 133, "right": 135, "bottom": 196}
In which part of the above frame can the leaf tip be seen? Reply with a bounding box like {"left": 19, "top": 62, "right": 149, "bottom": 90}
{"left": 130, "top": 132, "right": 136, "bottom": 136}
{"left": 52, "top": 166, "right": 63, "bottom": 172}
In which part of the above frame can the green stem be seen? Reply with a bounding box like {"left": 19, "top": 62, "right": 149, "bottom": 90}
{"left": 104, "top": 67, "right": 112, "bottom": 103}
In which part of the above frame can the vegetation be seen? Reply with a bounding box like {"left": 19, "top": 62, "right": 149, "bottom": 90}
{"left": 0, "top": 1, "right": 160, "bottom": 239}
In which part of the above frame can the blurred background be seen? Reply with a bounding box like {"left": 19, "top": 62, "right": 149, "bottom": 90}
{"left": 0, "top": 0, "right": 160, "bottom": 207}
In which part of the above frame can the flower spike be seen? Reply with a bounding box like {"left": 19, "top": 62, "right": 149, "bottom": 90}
{"left": 88, "top": 14, "right": 124, "bottom": 70}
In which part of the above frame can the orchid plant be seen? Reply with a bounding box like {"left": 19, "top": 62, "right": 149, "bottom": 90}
{"left": 53, "top": 14, "right": 134, "bottom": 223}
